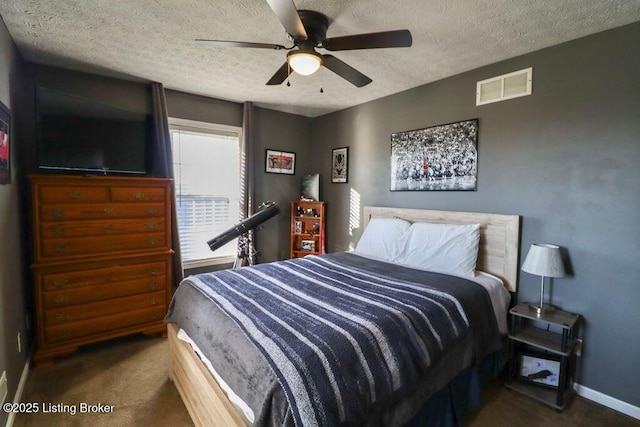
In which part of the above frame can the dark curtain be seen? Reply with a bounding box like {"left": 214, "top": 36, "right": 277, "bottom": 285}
{"left": 151, "top": 82, "right": 184, "bottom": 287}
{"left": 237, "top": 101, "right": 256, "bottom": 266}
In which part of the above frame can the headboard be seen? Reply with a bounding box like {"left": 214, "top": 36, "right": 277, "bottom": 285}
{"left": 363, "top": 206, "right": 521, "bottom": 292}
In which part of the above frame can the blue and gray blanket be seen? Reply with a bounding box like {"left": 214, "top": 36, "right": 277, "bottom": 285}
{"left": 182, "top": 253, "right": 482, "bottom": 426}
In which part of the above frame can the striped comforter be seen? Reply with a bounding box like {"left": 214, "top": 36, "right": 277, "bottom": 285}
{"left": 182, "top": 254, "right": 475, "bottom": 427}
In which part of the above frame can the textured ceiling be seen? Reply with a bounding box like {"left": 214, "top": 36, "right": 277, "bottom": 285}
{"left": 1, "top": 1, "right": 639, "bottom": 117}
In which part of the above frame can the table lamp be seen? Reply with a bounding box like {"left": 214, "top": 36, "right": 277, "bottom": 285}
{"left": 521, "top": 243, "right": 566, "bottom": 314}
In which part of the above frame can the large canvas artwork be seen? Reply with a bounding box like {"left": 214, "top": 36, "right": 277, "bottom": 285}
{"left": 390, "top": 119, "right": 478, "bottom": 191}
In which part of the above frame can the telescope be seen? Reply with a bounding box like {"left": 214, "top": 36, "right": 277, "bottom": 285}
{"left": 207, "top": 201, "right": 281, "bottom": 253}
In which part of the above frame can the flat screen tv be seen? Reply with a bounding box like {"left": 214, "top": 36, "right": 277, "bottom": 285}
{"left": 36, "top": 87, "right": 151, "bottom": 175}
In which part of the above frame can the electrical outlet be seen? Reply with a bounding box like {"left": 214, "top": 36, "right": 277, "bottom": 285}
{"left": 17, "top": 332, "right": 21, "bottom": 353}
{"left": 0, "top": 371, "right": 7, "bottom": 405}
{"left": 575, "top": 338, "right": 583, "bottom": 357}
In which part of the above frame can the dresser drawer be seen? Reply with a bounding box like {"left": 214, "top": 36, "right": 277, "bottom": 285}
{"left": 43, "top": 276, "right": 166, "bottom": 309}
{"left": 39, "top": 217, "right": 166, "bottom": 239}
{"left": 40, "top": 231, "right": 168, "bottom": 258}
{"left": 110, "top": 186, "right": 167, "bottom": 202}
{"left": 38, "top": 186, "right": 110, "bottom": 204}
{"left": 41, "top": 261, "right": 165, "bottom": 291}
{"left": 39, "top": 202, "right": 165, "bottom": 221}
{"left": 44, "top": 306, "right": 167, "bottom": 345}
{"left": 44, "top": 291, "right": 166, "bottom": 326}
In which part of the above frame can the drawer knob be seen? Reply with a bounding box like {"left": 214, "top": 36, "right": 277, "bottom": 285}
{"left": 56, "top": 330, "right": 71, "bottom": 339}
{"left": 146, "top": 223, "right": 157, "bottom": 230}
{"left": 53, "top": 279, "right": 69, "bottom": 288}
{"left": 147, "top": 238, "right": 157, "bottom": 246}
{"left": 54, "top": 295, "right": 69, "bottom": 305}
{"left": 149, "top": 313, "right": 159, "bottom": 320}
{"left": 67, "top": 191, "right": 81, "bottom": 199}
{"left": 103, "top": 240, "right": 115, "bottom": 246}
{"left": 147, "top": 267, "right": 160, "bottom": 276}
{"left": 103, "top": 223, "right": 113, "bottom": 230}
{"left": 52, "top": 209, "right": 65, "bottom": 218}
{"left": 148, "top": 282, "right": 159, "bottom": 290}
{"left": 149, "top": 297, "right": 159, "bottom": 305}
{"left": 53, "top": 244, "right": 67, "bottom": 253}
{"left": 103, "top": 207, "right": 114, "bottom": 214}
{"left": 55, "top": 313, "right": 69, "bottom": 322}
{"left": 146, "top": 207, "right": 158, "bottom": 215}
{"left": 133, "top": 192, "right": 145, "bottom": 200}
{"left": 52, "top": 225, "right": 66, "bottom": 235}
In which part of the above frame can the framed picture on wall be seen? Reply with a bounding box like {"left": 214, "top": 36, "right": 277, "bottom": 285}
{"left": 0, "top": 100, "right": 11, "bottom": 185}
{"left": 331, "top": 147, "right": 348, "bottom": 183}
{"left": 390, "top": 119, "right": 478, "bottom": 191}
{"left": 265, "top": 149, "right": 296, "bottom": 175}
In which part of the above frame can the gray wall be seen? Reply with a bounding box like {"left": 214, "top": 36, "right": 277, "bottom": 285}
{"left": 253, "top": 108, "right": 312, "bottom": 261}
{"left": 310, "top": 22, "right": 640, "bottom": 407}
{"left": 0, "top": 16, "right": 28, "bottom": 427}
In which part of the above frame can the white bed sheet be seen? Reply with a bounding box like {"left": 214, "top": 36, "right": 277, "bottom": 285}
{"left": 176, "top": 328, "right": 255, "bottom": 425}
{"left": 464, "top": 271, "right": 511, "bottom": 335}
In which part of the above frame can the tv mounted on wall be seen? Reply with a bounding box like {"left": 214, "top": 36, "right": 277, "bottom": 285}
{"left": 36, "top": 87, "right": 152, "bottom": 175}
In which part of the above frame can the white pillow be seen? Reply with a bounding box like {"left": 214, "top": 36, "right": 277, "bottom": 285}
{"left": 354, "top": 217, "right": 411, "bottom": 261}
{"left": 398, "top": 222, "right": 480, "bottom": 277}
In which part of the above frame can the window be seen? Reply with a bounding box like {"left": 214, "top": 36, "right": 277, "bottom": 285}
{"left": 169, "top": 118, "right": 242, "bottom": 267}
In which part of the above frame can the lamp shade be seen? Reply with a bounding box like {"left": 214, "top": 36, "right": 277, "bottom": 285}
{"left": 287, "top": 50, "right": 322, "bottom": 76}
{"left": 521, "top": 243, "right": 566, "bottom": 277}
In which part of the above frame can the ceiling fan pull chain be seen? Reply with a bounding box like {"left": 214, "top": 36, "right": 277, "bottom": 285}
{"left": 320, "top": 87, "right": 324, "bottom": 93}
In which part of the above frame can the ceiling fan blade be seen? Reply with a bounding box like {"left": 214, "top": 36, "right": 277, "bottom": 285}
{"left": 265, "top": 0, "right": 308, "bottom": 40}
{"left": 322, "top": 29, "right": 412, "bottom": 51}
{"left": 322, "top": 55, "right": 372, "bottom": 88}
{"left": 266, "top": 62, "right": 292, "bottom": 85}
{"left": 195, "top": 39, "right": 287, "bottom": 50}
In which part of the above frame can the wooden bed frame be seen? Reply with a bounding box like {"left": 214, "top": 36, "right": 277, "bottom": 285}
{"left": 168, "top": 207, "right": 521, "bottom": 427}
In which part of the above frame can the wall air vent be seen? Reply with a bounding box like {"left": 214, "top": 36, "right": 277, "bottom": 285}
{"left": 476, "top": 67, "right": 532, "bottom": 106}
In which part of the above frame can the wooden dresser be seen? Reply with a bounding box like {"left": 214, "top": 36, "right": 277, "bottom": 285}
{"left": 29, "top": 175, "right": 174, "bottom": 367}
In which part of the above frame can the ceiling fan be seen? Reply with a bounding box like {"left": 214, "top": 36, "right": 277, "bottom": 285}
{"left": 195, "top": 0, "right": 412, "bottom": 87}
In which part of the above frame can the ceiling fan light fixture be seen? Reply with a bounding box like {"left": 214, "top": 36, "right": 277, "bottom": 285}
{"left": 287, "top": 50, "right": 322, "bottom": 76}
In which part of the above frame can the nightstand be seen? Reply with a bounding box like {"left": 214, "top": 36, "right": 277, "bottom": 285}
{"left": 506, "top": 303, "right": 581, "bottom": 411}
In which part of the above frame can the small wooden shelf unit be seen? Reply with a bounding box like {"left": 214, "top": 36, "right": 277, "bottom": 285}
{"left": 290, "top": 200, "right": 325, "bottom": 259}
{"left": 29, "top": 175, "right": 174, "bottom": 367}
{"left": 506, "top": 303, "right": 581, "bottom": 411}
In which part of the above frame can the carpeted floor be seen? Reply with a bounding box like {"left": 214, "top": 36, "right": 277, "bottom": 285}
{"left": 13, "top": 333, "right": 640, "bottom": 427}
{"left": 13, "top": 334, "right": 192, "bottom": 427}
{"left": 466, "top": 376, "right": 640, "bottom": 427}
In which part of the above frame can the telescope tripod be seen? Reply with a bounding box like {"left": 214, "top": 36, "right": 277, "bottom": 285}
{"left": 233, "top": 232, "right": 257, "bottom": 268}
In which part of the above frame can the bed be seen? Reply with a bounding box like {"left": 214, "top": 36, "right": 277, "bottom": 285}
{"left": 165, "top": 206, "right": 520, "bottom": 426}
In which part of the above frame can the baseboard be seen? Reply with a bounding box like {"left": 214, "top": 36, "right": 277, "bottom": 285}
{"left": 5, "top": 358, "right": 30, "bottom": 427}
{"left": 574, "top": 383, "right": 640, "bottom": 420}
